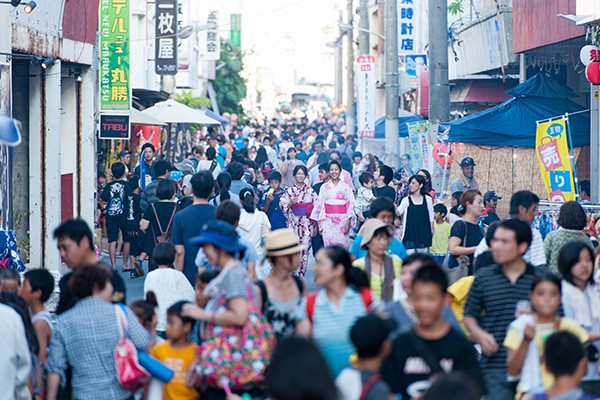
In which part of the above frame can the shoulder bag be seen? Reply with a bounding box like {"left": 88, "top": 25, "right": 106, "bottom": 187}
{"left": 443, "top": 220, "right": 470, "bottom": 285}
{"left": 114, "top": 304, "right": 150, "bottom": 391}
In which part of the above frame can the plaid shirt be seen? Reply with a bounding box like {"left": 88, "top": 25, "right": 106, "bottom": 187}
{"left": 47, "top": 297, "right": 151, "bottom": 400}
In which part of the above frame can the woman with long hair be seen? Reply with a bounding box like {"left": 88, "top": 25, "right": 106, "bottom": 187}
{"left": 310, "top": 160, "right": 356, "bottom": 250}
{"left": 237, "top": 187, "right": 271, "bottom": 279}
{"left": 447, "top": 189, "right": 484, "bottom": 272}
{"left": 255, "top": 147, "right": 274, "bottom": 182}
{"left": 417, "top": 169, "right": 436, "bottom": 200}
{"left": 210, "top": 171, "right": 240, "bottom": 207}
{"left": 279, "top": 147, "right": 304, "bottom": 187}
{"left": 279, "top": 165, "right": 318, "bottom": 276}
{"left": 397, "top": 175, "right": 434, "bottom": 254}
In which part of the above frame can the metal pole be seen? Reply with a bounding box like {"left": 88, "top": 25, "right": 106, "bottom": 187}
{"left": 346, "top": 0, "right": 356, "bottom": 136}
{"left": 384, "top": 0, "right": 399, "bottom": 168}
{"left": 335, "top": 10, "right": 344, "bottom": 105}
{"left": 591, "top": 84, "right": 600, "bottom": 203}
{"left": 358, "top": 0, "right": 370, "bottom": 55}
{"left": 428, "top": 0, "right": 450, "bottom": 124}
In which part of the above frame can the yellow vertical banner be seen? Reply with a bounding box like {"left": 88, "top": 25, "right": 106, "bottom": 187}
{"left": 535, "top": 117, "right": 576, "bottom": 202}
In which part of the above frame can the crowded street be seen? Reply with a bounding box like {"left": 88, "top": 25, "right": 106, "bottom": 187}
{"left": 3, "top": 1, "right": 600, "bottom": 400}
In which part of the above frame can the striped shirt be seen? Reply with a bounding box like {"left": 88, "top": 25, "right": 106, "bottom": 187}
{"left": 464, "top": 264, "right": 540, "bottom": 373}
{"left": 303, "top": 288, "right": 368, "bottom": 377}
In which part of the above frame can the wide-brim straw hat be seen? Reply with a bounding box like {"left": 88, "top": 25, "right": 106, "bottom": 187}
{"left": 264, "top": 228, "right": 305, "bottom": 257}
{"left": 358, "top": 219, "right": 395, "bottom": 250}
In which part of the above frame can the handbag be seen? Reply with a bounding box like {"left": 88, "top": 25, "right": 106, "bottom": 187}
{"left": 114, "top": 304, "right": 151, "bottom": 391}
{"left": 195, "top": 266, "right": 276, "bottom": 390}
{"left": 443, "top": 221, "right": 470, "bottom": 285}
{"left": 151, "top": 204, "right": 176, "bottom": 244}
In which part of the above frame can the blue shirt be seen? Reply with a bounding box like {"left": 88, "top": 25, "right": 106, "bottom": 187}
{"left": 47, "top": 297, "right": 151, "bottom": 400}
{"left": 217, "top": 145, "right": 227, "bottom": 168}
{"left": 350, "top": 235, "right": 408, "bottom": 261}
{"left": 234, "top": 137, "right": 245, "bottom": 150}
{"left": 171, "top": 203, "right": 216, "bottom": 284}
{"left": 260, "top": 190, "right": 287, "bottom": 230}
{"left": 304, "top": 288, "right": 368, "bottom": 377}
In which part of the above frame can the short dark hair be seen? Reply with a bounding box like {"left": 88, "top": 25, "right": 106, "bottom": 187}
{"left": 268, "top": 170, "right": 282, "bottom": 182}
{"left": 215, "top": 200, "right": 241, "bottom": 226}
{"left": 205, "top": 147, "right": 217, "bottom": 160}
{"left": 190, "top": 171, "right": 214, "bottom": 199}
{"left": 318, "top": 162, "right": 329, "bottom": 173}
{"left": 558, "top": 241, "right": 596, "bottom": 286}
{"left": 352, "top": 151, "right": 362, "bottom": 159}
{"left": 69, "top": 264, "right": 111, "bottom": 299}
{"left": 497, "top": 218, "right": 532, "bottom": 247}
{"left": 154, "top": 160, "right": 172, "bottom": 177}
{"left": 379, "top": 165, "right": 394, "bottom": 185}
{"left": 433, "top": 203, "right": 448, "bottom": 216}
{"left": 509, "top": 190, "right": 540, "bottom": 216}
{"left": 580, "top": 180, "right": 591, "bottom": 196}
{"left": 156, "top": 178, "right": 177, "bottom": 200}
{"left": 544, "top": 331, "right": 585, "bottom": 377}
{"left": 370, "top": 197, "right": 395, "bottom": 218}
{"left": 359, "top": 172, "right": 374, "bottom": 186}
{"left": 293, "top": 165, "right": 308, "bottom": 177}
{"left": 557, "top": 201, "right": 587, "bottom": 230}
{"left": 129, "top": 175, "right": 140, "bottom": 191}
{"left": 197, "top": 269, "right": 220, "bottom": 284}
{"left": 412, "top": 263, "right": 448, "bottom": 293}
{"left": 0, "top": 268, "right": 20, "bottom": 285}
{"left": 53, "top": 218, "right": 95, "bottom": 251}
{"left": 141, "top": 143, "right": 156, "bottom": 153}
{"left": 312, "top": 140, "right": 324, "bottom": 150}
{"left": 24, "top": 269, "right": 55, "bottom": 303}
{"left": 152, "top": 242, "right": 176, "bottom": 266}
{"left": 167, "top": 301, "right": 195, "bottom": 326}
{"left": 227, "top": 162, "right": 245, "bottom": 180}
{"left": 531, "top": 272, "right": 561, "bottom": 294}
{"left": 111, "top": 162, "right": 126, "bottom": 179}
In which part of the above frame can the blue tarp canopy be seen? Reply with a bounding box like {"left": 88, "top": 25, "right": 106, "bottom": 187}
{"left": 202, "top": 109, "right": 229, "bottom": 125}
{"left": 445, "top": 73, "right": 590, "bottom": 147}
{"left": 374, "top": 111, "right": 425, "bottom": 138}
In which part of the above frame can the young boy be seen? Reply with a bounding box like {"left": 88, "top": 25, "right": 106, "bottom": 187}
{"left": 540, "top": 331, "right": 593, "bottom": 400}
{"left": 19, "top": 269, "right": 55, "bottom": 397}
{"left": 126, "top": 175, "right": 146, "bottom": 278}
{"left": 355, "top": 172, "right": 377, "bottom": 222}
{"left": 374, "top": 165, "right": 396, "bottom": 203}
{"left": 0, "top": 268, "right": 20, "bottom": 292}
{"left": 150, "top": 301, "right": 199, "bottom": 400}
{"left": 101, "top": 161, "right": 132, "bottom": 270}
{"left": 312, "top": 162, "right": 330, "bottom": 195}
{"left": 260, "top": 170, "right": 287, "bottom": 230}
{"left": 336, "top": 314, "right": 395, "bottom": 400}
{"left": 431, "top": 203, "right": 451, "bottom": 266}
{"left": 381, "top": 263, "right": 484, "bottom": 399}
{"left": 143, "top": 242, "right": 195, "bottom": 339}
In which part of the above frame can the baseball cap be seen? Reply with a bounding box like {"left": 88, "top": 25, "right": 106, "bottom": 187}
{"left": 117, "top": 149, "right": 131, "bottom": 157}
{"left": 460, "top": 157, "right": 476, "bottom": 167}
{"left": 484, "top": 191, "right": 502, "bottom": 202}
{"left": 350, "top": 314, "right": 397, "bottom": 358}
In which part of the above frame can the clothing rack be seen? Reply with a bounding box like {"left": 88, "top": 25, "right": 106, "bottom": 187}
{"left": 538, "top": 201, "right": 600, "bottom": 212}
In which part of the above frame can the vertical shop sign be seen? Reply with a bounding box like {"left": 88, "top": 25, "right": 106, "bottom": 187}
{"left": 99, "top": 0, "right": 131, "bottom": 112}
{"left": 230, "top": 13, "right": 242, "bottom": 48}
{"left": 406, "top": 121, "right": 430, "bottom": 170}
{"left": 535, "top": 117, "right": 577, "bottom": 202}
{"left": 398, "top": 0, "right": 415, "bottom": 55}
{"left": 155, "top": 0, "right": 178, "bottom": 75}
{"left": 356, "top": 56, "right": 376, "bottom": 138}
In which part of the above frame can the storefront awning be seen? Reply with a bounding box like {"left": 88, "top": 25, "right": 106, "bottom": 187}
{"left": 450, "top": 79, "right": 518, "bottom": 103}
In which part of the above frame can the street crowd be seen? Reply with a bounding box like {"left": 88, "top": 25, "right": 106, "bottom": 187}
{"left": 3, "top": 114, "right": 600, "bottom": 400}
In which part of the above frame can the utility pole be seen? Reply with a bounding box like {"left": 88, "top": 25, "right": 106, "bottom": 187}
{"left": 335, "top": 10, "right": 344, "bottom": 105}
{"left": 358, "top": 0, "right": 370, "bottom": 55}
{"left": 591, "top": 85, "right": 600, "bottom": 202}
{"left": 346, "top": 0, "right": 355, "bottom": 136}
{"left": 384, "top": 0, "right": 399, "bottom": 168}
{"left": 428, "top": 0, "right": 450, "bottom": 126}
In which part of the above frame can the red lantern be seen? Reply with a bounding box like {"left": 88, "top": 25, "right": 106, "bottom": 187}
{"left": 586, "top": 61, "right": 600, "bottom": 84}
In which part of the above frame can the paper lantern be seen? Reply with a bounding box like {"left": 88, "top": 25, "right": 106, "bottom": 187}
{"left": 586, "top": 61, "right": 600, "bottom": 85}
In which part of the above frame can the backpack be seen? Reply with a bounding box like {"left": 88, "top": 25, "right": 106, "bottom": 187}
{"left": 107, "top": 184, "right": 124, "bottom": 217}
{"left": 151, "top": 204, "right": 177, "bottom": 244}
{"left": 306, "top": 287, "right": 373, "bottom": 322}
{"left": 359, "top": 373, "right": 384, "bottom": 400}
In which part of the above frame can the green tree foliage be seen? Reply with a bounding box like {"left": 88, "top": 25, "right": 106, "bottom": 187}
{"left": 174, "top": 90, "right": 212, "bottom": 109}
{"left": 213, "top": 40, "right": 247, "bottom": 115}
{"left": 448, "top": 0, "right": 464, "bottom": 15}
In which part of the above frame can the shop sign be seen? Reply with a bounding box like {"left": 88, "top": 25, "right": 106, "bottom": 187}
{"left": 356, "top": 56, "right": 376, "bottom": 138}
{"left": 99, "top": 114, "right": 130, "bottom": 140}
{"left": 155, "top": 0, "right": 178, "bottom": 75}
{"left": 580, "top": 45, "right": 600, "bottom": 66}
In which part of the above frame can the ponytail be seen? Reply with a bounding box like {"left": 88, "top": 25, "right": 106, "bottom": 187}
{"left": 220, "top": 189, "right": 231, "bottom": 203}
{"left": 129, "top": 291, "right": 158, "bottom": 328}
{"left": 240, "top": 188, "right": 256, "bottom": 213}
{"left": 324, "top": 245, "right": 370, "bottom": 289}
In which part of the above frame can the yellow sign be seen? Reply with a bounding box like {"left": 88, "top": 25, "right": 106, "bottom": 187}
{"left": 535, "top": 118, "right": 576, "bottom": 202}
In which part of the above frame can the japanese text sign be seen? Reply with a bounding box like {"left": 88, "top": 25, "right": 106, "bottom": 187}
{"left": 99, "top": 0, "right": 131, "bottom": 112}
{"left": 398, "top": 0, "right": 415, "bottom": 54}
{"left": 356, "top": 56, "right": 376, "bottom": 138}
{"left": 206, "top": 11, "right": 220, "bottom": 60}
{"left": 155, "top": 0, "right": 178, "bottom": 75}
{"left": 407, "top": 121, "right": 430, "bottom": 170}
{"left": 535, "top": 118, "right": 576, "bottom": 202}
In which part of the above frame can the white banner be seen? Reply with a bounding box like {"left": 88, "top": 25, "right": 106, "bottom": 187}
{"left": 356, "top": 56, "right": 376, "bottom": 138}
{"left": 199, "top": 10, "right": 220, "bottom": 61}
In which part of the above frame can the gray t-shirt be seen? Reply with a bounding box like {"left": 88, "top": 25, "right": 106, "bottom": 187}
{"left": 205, "top": 266, "right": 255, "bottom": 312}
{"left": 336, "top": 368, "right": 390, "bottom": 400}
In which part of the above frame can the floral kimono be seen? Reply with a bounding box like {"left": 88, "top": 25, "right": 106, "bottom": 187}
{"left": 280, "top": 183, "right": 319, "bottom": 276}
{"left": 310, "top": 180, "right": 355, "bottom": 250}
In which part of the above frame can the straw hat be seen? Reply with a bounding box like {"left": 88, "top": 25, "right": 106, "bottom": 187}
{"left": 264, "top": 228, "right": 305, "bottom": 257}
{"left": 358, "top": 219, "right": 395, "bottom": 250}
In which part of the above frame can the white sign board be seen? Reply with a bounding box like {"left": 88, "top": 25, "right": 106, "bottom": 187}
{"left": 356, "top": 56, "right": 376, "bottom": 138}
{"left": 199, "top": 11, "right": 220, "bottom": 61}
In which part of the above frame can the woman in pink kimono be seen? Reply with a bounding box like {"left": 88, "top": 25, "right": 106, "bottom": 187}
{"left": 310, "top": 160, "right": 355, "bottom": 250}
{"left": 280, "top": 164, "right": 318, "bottom": 276}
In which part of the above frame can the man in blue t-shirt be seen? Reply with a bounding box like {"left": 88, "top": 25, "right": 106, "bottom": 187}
{"left": 350, "top": 197, "right": 407, "bottom": 261}
{"left": 260, "top": 171, "right": 287, "bottom": 230}
{"left": 172, "top": 170, "right": 216, "bottom": 284}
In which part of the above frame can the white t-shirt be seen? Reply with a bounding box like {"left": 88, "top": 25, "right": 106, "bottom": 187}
{"left": 143, "top": 268, "right": 196, "bottom": 332}
{"left": 196, "top": 159, "right": 221, "bottom": 179}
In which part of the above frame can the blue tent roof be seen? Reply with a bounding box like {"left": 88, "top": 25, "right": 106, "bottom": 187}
{"left": 445, "top": 74, "right": 589, "bottom": 147}
{"left": 202, "top": 109, "right": 229, "bottom": 125}
{"left": 374, "top": 114, "right": 425, "bottom": 138}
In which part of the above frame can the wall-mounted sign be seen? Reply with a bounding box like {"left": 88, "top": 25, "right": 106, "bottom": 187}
{"left": 99, "top": 114, "right": 130, "bottom": 140}
{"left": 155, "top": 0, "right": 178, "bottom": 75}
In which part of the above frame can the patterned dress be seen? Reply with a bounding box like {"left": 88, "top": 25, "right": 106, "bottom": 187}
{"left": 310, "top": 180, "right": 356, "bottom": 250}
{"left": 280, "top": 183, "right": 319, "bottom": 275}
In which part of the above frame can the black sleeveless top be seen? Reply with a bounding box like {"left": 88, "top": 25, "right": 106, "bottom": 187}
{"left": 403, "top": 196, "right": 432, "bottom": 249}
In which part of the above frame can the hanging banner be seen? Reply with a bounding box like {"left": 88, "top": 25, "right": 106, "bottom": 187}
{"left": 406, "top": 121, "right": 430, "bottom": 170}
{"left": 99, "top": 0, "right": 131, "bottom": 112}
{"left": 230, "top": 13, "right": 242, "bottom": 49}
{"left": 356, "top": 56, "right": 376, "bottom": 138}
{"left": 535, "top": 117, "right": 577, "bottom": 202}
{"left": 199, "top": 10, "right": 220, "bottom": 61}
{"left": 155, "top": 0, "right": 178, "bottom": 75}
